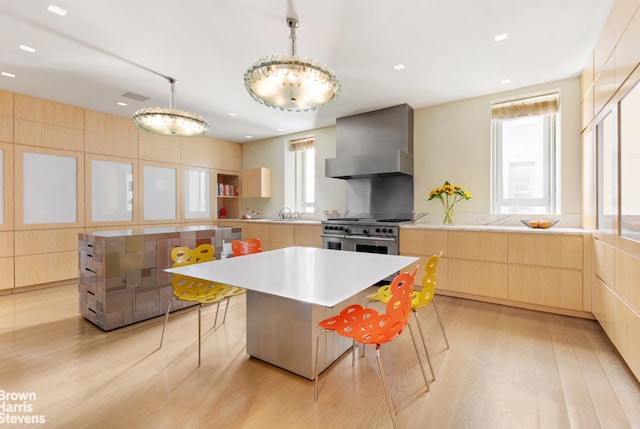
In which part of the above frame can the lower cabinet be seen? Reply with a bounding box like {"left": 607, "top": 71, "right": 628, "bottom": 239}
{"left": 592, "top": 237, "right": 640, "bottom": 381}
{"left": 400, "top": 228, "right": 591, "bottom": 317}
{"left": 216, "top": 220, "right": 322, "bottom": 250}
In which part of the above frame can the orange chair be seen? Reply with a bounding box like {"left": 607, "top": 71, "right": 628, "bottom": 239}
{"left": 367, "top": 251, "right": 447, "bottom": 382}
{"left": 231, "top": 238, "right": 262, "bottom": 256}
{"left": 314, "top": 267, "right": 429, "bottom": 429}
{"left": 159, "top": 244, "right": 245, "bottom": 366}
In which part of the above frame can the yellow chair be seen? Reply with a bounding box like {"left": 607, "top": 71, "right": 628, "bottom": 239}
{"left": 314, "top": 268, "right": 429, "bottom": 429}
{"left": 366, "top": 251, "right": 447, "bottom": 381}
{"left": 159, "top": 244, "right": 245, "bottom": 366}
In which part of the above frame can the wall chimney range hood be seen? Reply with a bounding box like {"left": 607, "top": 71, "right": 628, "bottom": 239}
{"left": 325, "top": 104, "right": 414, "bottom": 179}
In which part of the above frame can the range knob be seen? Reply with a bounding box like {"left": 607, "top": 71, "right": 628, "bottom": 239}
{"left": 381, "top": 228, "right": 387, "bottom": 233}
{"left": 375, "top": 228, "right": 381, "bottom": 233}
{"left": 344, "top": 227, "right": 350, "bottom": 234}
{"left": 363, "top": 229, "right": 369, "bottom": 235}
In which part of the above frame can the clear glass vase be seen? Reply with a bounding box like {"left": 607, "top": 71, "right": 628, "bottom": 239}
{"left": 443, "top": 203, "right": 455, "bottom": 224}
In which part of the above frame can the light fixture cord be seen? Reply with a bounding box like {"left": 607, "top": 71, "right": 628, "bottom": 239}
{"left": 168, "top": 78, "right": 177, "bottom": 109}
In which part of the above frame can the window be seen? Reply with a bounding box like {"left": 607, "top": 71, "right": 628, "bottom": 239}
{"left": 290, "top": 137, "right": 315, "bottom": 214}
{"left": 620, "top": 81, "right": 640, "bottom": 241}
{"left": 491, "top": 93, "right": 559, "bottom": 214}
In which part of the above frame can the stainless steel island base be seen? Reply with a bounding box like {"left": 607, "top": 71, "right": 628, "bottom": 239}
{"left": 246, "top": 290, "right": 359, "bottom": 380}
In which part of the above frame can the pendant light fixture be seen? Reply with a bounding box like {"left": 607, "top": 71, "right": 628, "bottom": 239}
{"left": 244, "top": 17, "right": 340, "bottom": 112}
{"left": 132, "top": 77, "right": 209, "bottom": 137}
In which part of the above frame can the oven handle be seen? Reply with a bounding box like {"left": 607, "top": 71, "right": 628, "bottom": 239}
{"left": 321, "top": 234, "right": 346, "bottom": 239}
{"left": 345, "top": 235, "right": 396, "bottom": 242}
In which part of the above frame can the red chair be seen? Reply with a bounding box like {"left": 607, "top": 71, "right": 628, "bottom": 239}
{"left": 231, "top": 238, "right": 262, "bottom": 256}
{"left": 313, "top": 267, "right": 429, "bottom": 429}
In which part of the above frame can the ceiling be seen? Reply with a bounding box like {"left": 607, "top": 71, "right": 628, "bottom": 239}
{"left": 0, "top": 0, "right": 614, "bottom": 143}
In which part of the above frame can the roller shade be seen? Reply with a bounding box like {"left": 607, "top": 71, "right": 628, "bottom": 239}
{"left": 491, "top": 93, "right": 559, "bottom": 119}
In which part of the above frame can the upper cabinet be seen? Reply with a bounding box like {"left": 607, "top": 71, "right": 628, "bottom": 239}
{"left": 242, "top": 167, "right": 272, "bottom": 198}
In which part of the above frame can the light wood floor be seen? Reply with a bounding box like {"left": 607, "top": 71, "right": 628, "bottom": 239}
{"left": 1, "top": 283, "right": 640, "bottom": 429}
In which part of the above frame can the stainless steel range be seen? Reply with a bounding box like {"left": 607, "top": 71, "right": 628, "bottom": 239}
{"left": 321, "top": 218, "right": 409, "bottom": 255}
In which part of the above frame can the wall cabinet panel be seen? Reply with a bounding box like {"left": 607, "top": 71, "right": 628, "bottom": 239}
{"left": 0, "top": 90, "right": 13, "bottom": 142}
{"left": 85, "top": 110, "right": 138, "bottom": 158}
{"left": 15, "top": 251, "right": 77, "bottom": 287}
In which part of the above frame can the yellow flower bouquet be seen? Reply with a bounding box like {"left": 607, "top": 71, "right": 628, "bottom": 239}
{"left": 428, "top": 181, "right": 472, "bottom": 224}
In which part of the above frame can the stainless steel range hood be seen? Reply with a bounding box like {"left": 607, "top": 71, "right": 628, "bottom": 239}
{"left": 326, "top": 104, "right": 415, "bottom": 220}
{"left": 325, "top": 104, "right": 414, "bottom": 179}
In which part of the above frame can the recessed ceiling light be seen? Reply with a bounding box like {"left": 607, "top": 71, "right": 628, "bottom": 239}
{"left": 245, "top": 135, "right": 252, "bottom": 139}
{"left": 276, "top": 128, "right": 284, "bottom": 132}
{"left": 501, "top": 79, "right": 511, "bottom": 84}
{"left": 1, "top": 72, "right": 16, "bottom": 78}
{"left": 19, "top": 44, "right": 36, "bottom": 53}
{"left": 117, "top": 102, "right": 127, "bottom": 107}
{"left": 228, "top": 112, "right": 237, "bottom": 116}
{"left": 47, "top": 4, "right": 67, "bottom": 16}
{"left": 494, "top": 32, "right": 508, "bottom": 42}
{"left": 393, "top": 64, "right": 405, "bottom": 71}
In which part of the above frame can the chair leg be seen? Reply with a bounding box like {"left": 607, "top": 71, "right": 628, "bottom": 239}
{"left": 220, "top": 297, "right": 231, "bottom": 325}
{"left": 314, "top": 329, "right": 330, "bottom": 401}
{"left": 432, "top": 299, "right": 450, "bottom": 349}
{"left": 406, "top": 322, "right": 430, "bottom": 392}
{"left": 211, "top": 301, "right": 221, "bottom": 329}
{"left": 159, "top": 297, "right": 175, "bottom": 349}
{"left": 198, "top": 304, "right": 202, "bottom": 367}
{"left": 413, "top": 310, "right": 436, "bottom": 382}
{"left": 375, "top": 346, "right": 399, "bottom": 429}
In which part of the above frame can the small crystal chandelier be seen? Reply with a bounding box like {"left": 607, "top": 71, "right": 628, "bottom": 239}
{"left": 244, "top": 17, "right": 340, "bottom": 112}
{"left": 132, "top": 77, "right": 209, "bottom": 137}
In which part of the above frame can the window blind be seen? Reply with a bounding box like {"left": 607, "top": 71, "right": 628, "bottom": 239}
{"left": 289, "top": 137, "right": 315, "bottom": 152}
{"left": 491, "top": 93, "right": 559, "bottom": 119}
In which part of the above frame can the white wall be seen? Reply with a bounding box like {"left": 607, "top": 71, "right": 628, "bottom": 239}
{"left": 242, "top": 77, "right": 583, "bottom": 225}
{"left": 413, "top": 77, "right": 582, "bottom": 225}
{"left": 241, "top": 126, "right": 345, "bottom": 219}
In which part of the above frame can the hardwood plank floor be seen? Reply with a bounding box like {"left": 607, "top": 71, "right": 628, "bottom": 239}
{"left": 1, "top": 283, "right": 639, "bottom": 428}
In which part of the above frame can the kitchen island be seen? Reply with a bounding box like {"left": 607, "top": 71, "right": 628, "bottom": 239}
{"left": 78, "top": 225, "right": 241, "bottom": 330}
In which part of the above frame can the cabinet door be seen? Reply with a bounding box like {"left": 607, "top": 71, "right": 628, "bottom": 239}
{"left": 508, "top": 265, "right": 582, "bottom": 310}
{"left": 448, "top": 259, "right": 508, "bottom": 299}
{"left": 508, "top": 233, "right": 583, "bottom": 269}
{"left": 294, "top": 224, "right": 322, "bottom": 248}
{"left": 448, "top": 231, "right": 508, "bottom": 262}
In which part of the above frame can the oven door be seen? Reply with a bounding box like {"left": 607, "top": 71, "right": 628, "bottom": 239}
{"left": 321, "top": 234, "right": 346, "bottom": 251}
{"left": 344, "top": 235, "right": 398, "bottom": 255}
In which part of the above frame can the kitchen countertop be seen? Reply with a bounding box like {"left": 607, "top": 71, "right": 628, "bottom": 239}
{"left": 218, "top": 218, "right": 592, "bottom": 234}
{"left": 219, "top": 218, "right": 321, "bottom": 225}
{"left": 401, "top": 223, "right": 591, "bottom": 234}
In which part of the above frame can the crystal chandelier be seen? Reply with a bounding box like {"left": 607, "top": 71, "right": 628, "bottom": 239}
{"left": 244, "top": 17, "right": 340, "bottom": 112}
{"left": 132, "top": 77, "right": 209, "bottom": 137}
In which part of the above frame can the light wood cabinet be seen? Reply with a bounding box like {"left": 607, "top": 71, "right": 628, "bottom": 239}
{"left": 216, "top": 220, "right": 322, "bottom": 251}
{"left": 242, "top": 167, "right": 272, "bottom": 198}
{"left": 0, "top": 90, "right": 13, "bottom": 143}
{"left": 294, "top": 224, "right": 322, "bottom": 248}
{"left": 592, "top": 237, "right": 640, "bottom": 381}
{"left": 400, "top": 228, "right": 591, "bottom": 317}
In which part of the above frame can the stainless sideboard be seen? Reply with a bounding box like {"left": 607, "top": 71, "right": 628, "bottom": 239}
{"left": 78, "top": 226, "right": 241, "bottom": 331}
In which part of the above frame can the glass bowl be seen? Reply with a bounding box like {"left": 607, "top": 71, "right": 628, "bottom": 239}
{"left": 521, "top": 219, "right": 559, "bottom": 229}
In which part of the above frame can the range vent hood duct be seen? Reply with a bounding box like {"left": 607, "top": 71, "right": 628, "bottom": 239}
{"left": 326, "top": 104, "right": 414, "bottom": 179}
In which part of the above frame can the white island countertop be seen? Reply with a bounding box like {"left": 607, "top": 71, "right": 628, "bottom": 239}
{"left": 165, "top": 246, "right": 418, "bottom": 307}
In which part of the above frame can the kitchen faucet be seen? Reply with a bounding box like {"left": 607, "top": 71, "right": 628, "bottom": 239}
{"left": 278, "top": 207, "right": 292, "bottom": 220}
